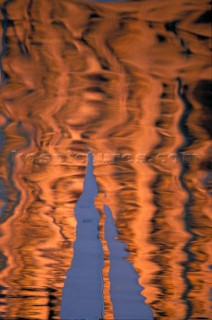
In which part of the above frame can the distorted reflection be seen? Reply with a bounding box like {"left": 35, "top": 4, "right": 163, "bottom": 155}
{"left": 61, "top": 152, "right": 153, "bottom": 319}
{"left": 60, "top": 153, "right": 104, "bottom": 320}
{"left": 0, "top": 0, "right": 211, "bottom": 319}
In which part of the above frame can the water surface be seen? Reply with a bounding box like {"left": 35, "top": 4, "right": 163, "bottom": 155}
{"left": 0, "top": 0, "right": 211, "bottom": 319}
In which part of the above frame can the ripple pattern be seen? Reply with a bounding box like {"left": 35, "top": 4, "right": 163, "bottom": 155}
{"left": 0, "top": 0, "right": 211, "bottom": 319}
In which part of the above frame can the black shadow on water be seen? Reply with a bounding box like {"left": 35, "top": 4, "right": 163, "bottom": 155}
{"left": 60, "top": 152, "right": 153, "bottom": 320}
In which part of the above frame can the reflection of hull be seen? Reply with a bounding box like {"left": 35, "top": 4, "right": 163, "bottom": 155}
{"left": 61, "top": 153, "right": 153, "bottom": 319}
{"left": 61, "top": 205, "right": 104, "bottom": 320}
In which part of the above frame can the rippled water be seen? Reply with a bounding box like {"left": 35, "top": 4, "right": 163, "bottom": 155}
{"left": 0, "top": 0, "right": 211, "bottom": 319}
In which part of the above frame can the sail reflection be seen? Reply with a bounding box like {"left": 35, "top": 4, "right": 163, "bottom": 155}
{"left": 60, "top": 153, "right": 104, "bottom": 320}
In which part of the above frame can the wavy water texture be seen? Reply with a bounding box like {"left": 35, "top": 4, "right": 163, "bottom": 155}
{"left": 0, "top": 0, "right": 211, "bottom": 319}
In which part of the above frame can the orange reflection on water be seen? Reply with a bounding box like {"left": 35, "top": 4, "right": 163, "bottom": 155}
{"left": 0, "top": 0, "right": 211, "bottom": 319}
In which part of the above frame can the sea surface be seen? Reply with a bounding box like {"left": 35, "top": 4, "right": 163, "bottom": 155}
{"left": 0, "top": 0, "right": 211, "bottom": 319}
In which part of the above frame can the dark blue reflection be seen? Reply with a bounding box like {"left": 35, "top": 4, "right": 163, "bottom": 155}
{"left": 0, "top": 179, "right": 8, "bottom": 218}
{"left": 0, "top": 116, "right": 9, "bottom": 220}
{"left": 60, "top": 152, "right": 104, "bottom": 320}
{"left": 61, "top": 152, "right": 153, "bottom": 319}
{"left": 104, "top": 204, "right": 154, "bottom": 320}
